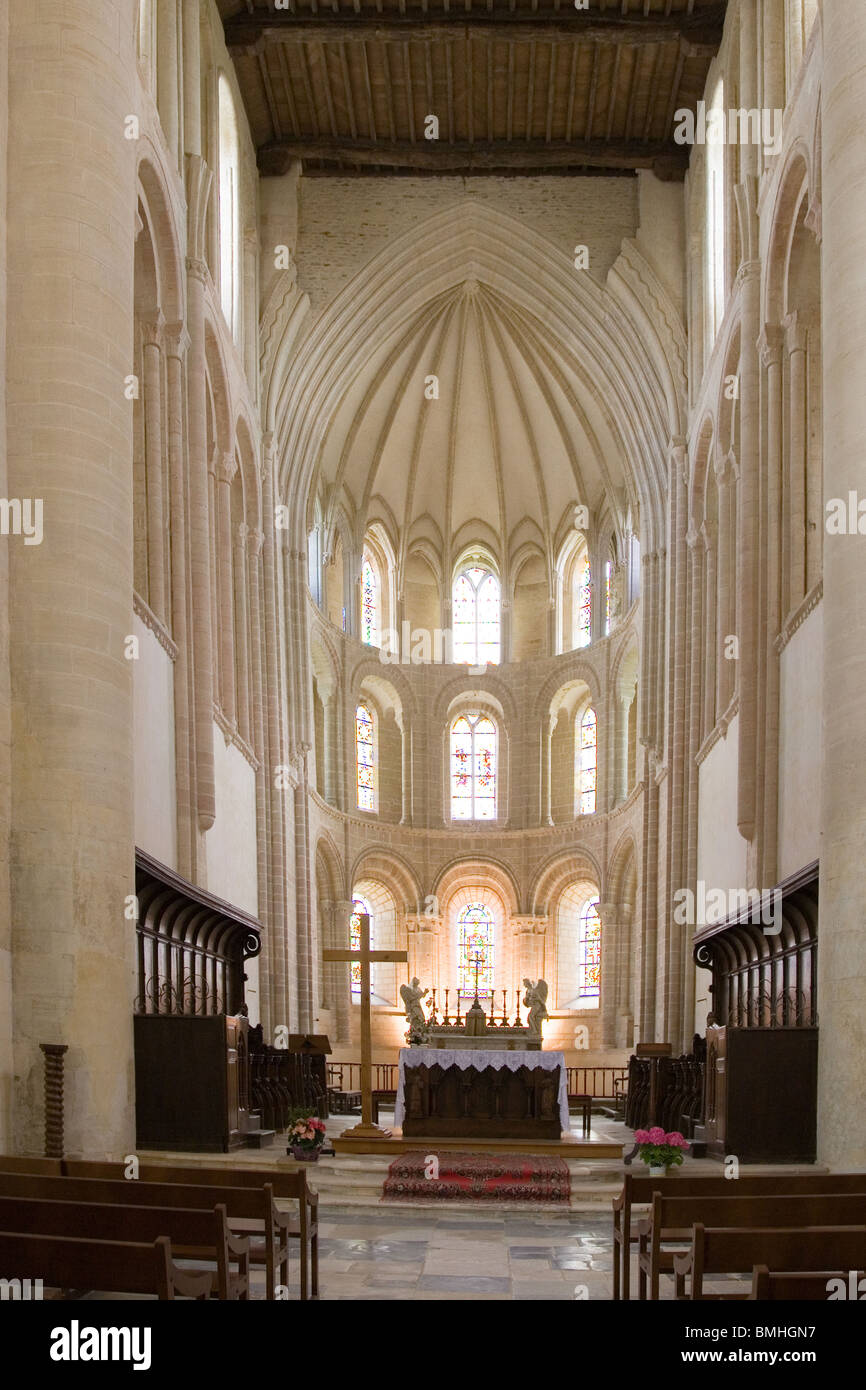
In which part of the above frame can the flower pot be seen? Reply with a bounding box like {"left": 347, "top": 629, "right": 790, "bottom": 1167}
{"left": 648, "top": 1164, "right": 668, "bottom": 1177}
{"left": 290, "top": 1146, "right": 320, "bottom": 1162}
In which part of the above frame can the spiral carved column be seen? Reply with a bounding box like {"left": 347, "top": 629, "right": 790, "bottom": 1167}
{"left": 40, "top": 1043, "right": 68, "bottom": 1159}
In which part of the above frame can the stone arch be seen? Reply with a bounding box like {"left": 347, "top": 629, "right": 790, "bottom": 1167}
{"left": 350, "top": 847, "right": 422, "bottom": 914}
{"left": 529, "top": 848, "right": 603, "bottom": 917}
{"left": 136, "top": 152, "right": 184, "bottom": 325}
{"left": 433, "top": 857, "right": 521, "bottom": 918}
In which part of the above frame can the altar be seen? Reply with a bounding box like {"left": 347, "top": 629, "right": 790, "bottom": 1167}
{"left": 394, "top": 1047, "right": 569, "bottom": 1139}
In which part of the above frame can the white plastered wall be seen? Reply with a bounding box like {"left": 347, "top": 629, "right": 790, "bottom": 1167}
{"left": 132, "top": 614, "right": 177, "bottom": 868}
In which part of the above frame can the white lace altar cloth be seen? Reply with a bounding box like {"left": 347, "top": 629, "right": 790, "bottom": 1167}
{"left": 393, "top": 1047, "right": 569, "bottom": 1131}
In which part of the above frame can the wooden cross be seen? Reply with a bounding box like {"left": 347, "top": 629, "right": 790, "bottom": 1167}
{"left": 323, "top": 913, "right": 407, "bottom": 1137}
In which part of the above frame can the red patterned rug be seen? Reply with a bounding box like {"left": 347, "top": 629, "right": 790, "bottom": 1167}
{"left": 383, "top": 1151, "right": 570, "bottom": 1203}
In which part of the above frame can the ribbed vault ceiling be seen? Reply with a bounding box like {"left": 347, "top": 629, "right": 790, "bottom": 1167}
{"left": 317, "top": 275, "right": 630, "bottom": 572}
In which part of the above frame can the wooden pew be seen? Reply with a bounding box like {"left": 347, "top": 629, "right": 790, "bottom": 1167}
{"left": 750, "top": 1266, "right": 866, "bottom": 1300}
{"left": 674, "top": 1225, "right": 866, "bottom": 1300}
{"left": 613, "top": 1171, "right": 866, "bottom": 1300}
{"left": 0, "top": 1173, "right": 294, "bottom": 1301}
{"left": 62, "top": 1158, "right": 319, "bottom": 1300}
{"left": 0, "top": 1156, "right": 63, "bottom": 1176}
{"left": 638, "top": 1191, "right": 866, "bottom": 1300}
{"left": 0, "top": 1195, "right": 250, "bottom": 1300}
{"left": 0, "top": 1230, "right": 214, "bottom": 1300}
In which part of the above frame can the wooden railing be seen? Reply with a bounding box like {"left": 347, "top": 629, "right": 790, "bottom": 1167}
{"left": 328, "top": 1062, "right": 398, "bottom": 1092}
{"left": 328, "top": 1061, "right": 628, "bottom": 1102}
{"left": 566, "top": 1066, "right": 628, "bottom": 1100}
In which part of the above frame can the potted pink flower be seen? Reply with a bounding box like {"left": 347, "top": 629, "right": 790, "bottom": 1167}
{"left": 287, "top": 1110, "right": 327, "bottom": 1162}
{"left": 634, "top": 1127, "right": 690, "bottom": 1176}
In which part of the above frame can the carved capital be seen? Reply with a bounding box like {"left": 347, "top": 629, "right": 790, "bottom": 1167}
{"left": 248, "top": 527, "right": 265, "bottom": 558}
{"left": 783, "top": 310, "right": 808, "bottom": 357}
{"left": 218, "top": 451, "right": 239, "bottom": 486}
{"left": 186, "top": 255, "right": 209, "bottom": 286}
{"left": 163, "top": 320, "right": 190, "bottom": 359}
{"left": 758, "top": 323, "right": 784, "bottom": 369}
{"left": 140, "top": 312, "right": 165, "bottom": 350}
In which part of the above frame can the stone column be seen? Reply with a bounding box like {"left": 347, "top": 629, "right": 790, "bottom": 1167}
{"left": 819, "top": 0, "right": 866, "bottom": 1169}
{"left": 597, "top": 903, "right": 619, "bottom": 1049}
{"left": 759, "top": 325, "right": 784, "bottom": 888}
{"left": 540, "top": 716, "right": 553, "bottom": 825}
{"left": 322, "top": 689, "right": 336, "bottom": 806}
{"left": 701, "top": 520, "right": 718, "bottom": 739}
{"left": 165, "top": 324, "right": 195, "bottom": 878}
{"left": 715, "top": 455, "right": 736, "bottom": 713}
{"left": 234, "top": 523, "right": 251, "bottom": 746}
{"left": 331, "top": 899, "right": 354, "bottom": 1046}
{"left": 141, "top": 314, "right": 167, "bottom": 622}
{"left": 7, "top": 0, "right": 138, "bottom": 1155}
{"left": 665, "top": 441, "right": 689, "bottom": 1045}
{"left": 399, "top": 712, "right": 412, "bottom": 825}
{"left": 785, "top": 312, "right": 809, "bottom": 610}
{"left": 216, "top": 452, "right": 237, "bottom": 728}
{"left": 156, "top": 0, "right": 180, "bottom": 163}
{"left": 185, "top": 254, "right": 215, "bottom": 832}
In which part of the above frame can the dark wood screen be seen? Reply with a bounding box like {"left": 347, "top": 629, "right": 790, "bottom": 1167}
{"left": 693, "top": 862, "right": 818, "bottom": 1030}
{"left": 134, "top": 849, "right": 261, "bottom": 1017}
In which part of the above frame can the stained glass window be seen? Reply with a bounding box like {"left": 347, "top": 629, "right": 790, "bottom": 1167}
{"left": 457, "top": 902, "right": 494, "bottom": 1004}
{"left": 579, "top": 898, "right": 601, "bottom": 1006}
{"left": 452, "top": 565, "right": 500, "bottom": 666}
{"left": 577, "top": 706, "right": 597, "bottom": 815}
{"left": 450, "top": 712, "right": 497, "bottom": 821}
{"left": 356, "top": 703, "right": 376, "bottom": 812}
{"left": 576, "top": 552, "right": 592, "bottom": 648}
{"left": 361, "top": 557, "right": 379, "bottom": 647}
{"left": 349, "top": 897, "right": 373, "bottom": 999}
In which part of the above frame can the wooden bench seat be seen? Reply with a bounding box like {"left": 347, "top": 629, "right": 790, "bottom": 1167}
{"left": 674, "top": 1225, "right": 866, "bottom": 1300}
{"left": 0, "top": 1194, "right": 250, "bottom": 1300}
{"left": 0, "top": 1230, "right": 214, "bottom": 1300}
{"left": 0, "top": 1172, "right": 298, "bottom": 1300}
{"left": 638, "top": 1191, "right": 866, "bottom": 1300}
{"left": 750, "top": 1266, "right": 866, "bottom": 1300}
{"left": 613, "top": 1171, "right": 866, "bottom": 1300}
{"left": 61, "top": 1158, "right": 319, "bottom": 1300}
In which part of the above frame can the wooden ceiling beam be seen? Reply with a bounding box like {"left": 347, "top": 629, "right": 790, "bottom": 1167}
{"left": 224, "top": 9, "right": 726, "bottom": 54}
{"left": 257, "top": 135, "right": 688, "bottom": 178}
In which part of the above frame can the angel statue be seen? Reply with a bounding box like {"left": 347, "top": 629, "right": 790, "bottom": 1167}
{"left": 522, "top": 978, "right": 549, "bottom": 1037}
{"left": 400, "top": 977, "right": 430, "bottom": 1043}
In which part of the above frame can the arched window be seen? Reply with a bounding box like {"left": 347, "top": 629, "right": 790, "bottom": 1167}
{"left": 705, "top": 77, "right": 726, "bottom": 349}
{"left": 578, "top": 898, "right": 601, "bottom": 1008}
{"left": 452, "top": 564, "right": 500, "bottom": 666}
{"left": 576, "top": 706, "right": 597, "bottom": 815}
{"left": 450, "top": 713, "right": 497, "bottom": 821}
{"left": 355, "top": 703, "right": 377, "bottom": 812}
{"left": 361, "top": 556, "right": 379, "bottom": 647}
{"left": 349, "top": 896, "right": 374, "bottom": 1000}
{"left": 457, "top": 902, "right": 494, "bottom": 1006}
{"left": 218, "top": 74, "right": 240, "bottom": 338}
{"left": 575, "top": 551, "right": 592, "bottom": 649}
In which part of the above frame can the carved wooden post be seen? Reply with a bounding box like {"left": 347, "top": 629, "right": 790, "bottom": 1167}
{"left": 40, "top": 1043, "right": 68, "bottom": 1158}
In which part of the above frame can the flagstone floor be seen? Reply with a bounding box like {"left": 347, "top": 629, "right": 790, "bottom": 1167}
{"left": 298, "top": 1206, "right": 614, "bottom": 1301}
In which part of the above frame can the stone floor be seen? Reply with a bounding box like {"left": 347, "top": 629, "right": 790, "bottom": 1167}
{"left": 294, "top": 1205, "right": 615, "bottom": 1301}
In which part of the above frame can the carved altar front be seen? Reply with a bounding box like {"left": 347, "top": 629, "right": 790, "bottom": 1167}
{"left": 394, "top": 1047, "right": 568, "bottom": 1139}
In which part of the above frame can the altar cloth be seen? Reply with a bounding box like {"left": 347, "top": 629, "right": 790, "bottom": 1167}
{"left": 394, "top": 1046, "right": 570, "bottom": 1132}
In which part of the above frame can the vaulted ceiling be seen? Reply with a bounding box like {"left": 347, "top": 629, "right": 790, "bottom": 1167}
{"left": 315, "top": 274, "right": 637, "bottom": 575}
{"left": 219, "top": 0, "right": 727, "bottom": 180}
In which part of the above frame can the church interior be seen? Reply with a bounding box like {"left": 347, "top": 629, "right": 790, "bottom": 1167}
{"left": 1, "top": 0, "right": 866, "bottom": 1320}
